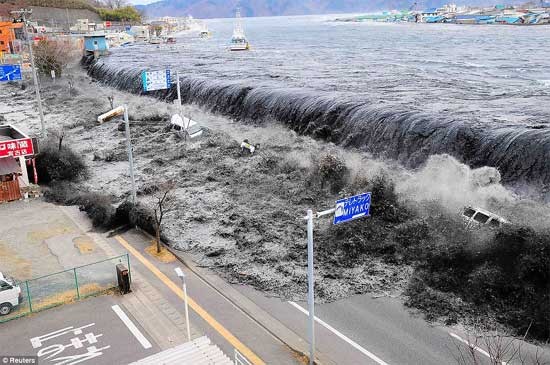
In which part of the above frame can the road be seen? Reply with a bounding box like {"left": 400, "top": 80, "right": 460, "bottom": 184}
{"left": 108, "top": 229, "right": 550, "bottom": 365}
{"left": 233, "top": 279, "right": 550, "bottom": 365}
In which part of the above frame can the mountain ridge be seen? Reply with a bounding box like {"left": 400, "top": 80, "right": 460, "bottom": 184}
{"left": 137, "top": 0, "right": 518, "bottom": 18}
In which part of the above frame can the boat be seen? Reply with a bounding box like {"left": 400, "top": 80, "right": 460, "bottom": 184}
{"left": 230, "top": 8, "right": 250, "bottom": 51}
{"left": 199, "top": 24, "right": 211, "bottom": 38}
{"left": 149, "top": 37, "right": 162, "bottom": 45}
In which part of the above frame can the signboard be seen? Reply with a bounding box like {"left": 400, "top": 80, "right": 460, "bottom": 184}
{"left": 333, "top": 192, "right": 371, "bottom": 225}
{"left": 105, "top": 21, "right": 112, "bottom": 28}
{"left": 0, "top": 64, "right": 22, "bottom": 82}
{"left": 141, "top": 70, "right": 171, "bottom": 92}
{"left": 0, "top": 138, "right": 34, "bottom": 158}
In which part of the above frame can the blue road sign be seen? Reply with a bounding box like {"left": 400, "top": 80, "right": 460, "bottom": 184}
{"left": 0, "top": 64, "right": 22, "bottom": 82}
{"left": 333, "top": 192, "right": 371, "bottom": 225}
{"left": 141, "top": 69, "right": 171, "bottom": 92}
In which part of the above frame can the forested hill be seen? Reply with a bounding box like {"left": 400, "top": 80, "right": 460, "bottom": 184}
{"left": 137, "top": 0, "right": 523, "bottom": 18}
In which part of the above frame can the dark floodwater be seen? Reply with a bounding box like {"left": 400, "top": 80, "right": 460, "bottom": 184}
{"left": 90, "top": 16, "right": 550, "bottom": 188}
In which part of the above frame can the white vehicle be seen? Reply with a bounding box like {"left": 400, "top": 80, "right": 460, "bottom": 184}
{"left": 170, "top": 114, "right": 204, "bottom": 139}
{"left": 0, "top": 272, "right": 22, "bottom": 315}
{"left": 462, "top": 206, "right": 509, "bottom": 229}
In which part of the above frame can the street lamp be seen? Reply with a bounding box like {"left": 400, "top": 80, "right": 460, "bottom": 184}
{"left": 97, "top": 105, "right": 137, "bottom": 204}
{"left": 175, "top": 267, "right": 191, "bottom": 341}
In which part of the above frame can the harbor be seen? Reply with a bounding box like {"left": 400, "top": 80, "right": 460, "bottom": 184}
{"left": 335, "top": 2, "right": 550, "bottom": 25}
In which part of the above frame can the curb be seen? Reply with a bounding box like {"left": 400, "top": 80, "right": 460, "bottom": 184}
{"left": 136, "top": 228, "right": 335, "bottom": 365}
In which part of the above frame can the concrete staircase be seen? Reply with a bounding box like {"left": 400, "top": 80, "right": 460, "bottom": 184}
{"left": 129, "top": 336, "right": 233, "bottom": 365}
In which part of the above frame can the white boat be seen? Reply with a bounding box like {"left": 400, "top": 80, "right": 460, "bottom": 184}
{"left": 149, "top": 37, "right": 162, "bottom": 45}
{"left": 230, "top": 8, "right": 250, "bottom": 51}
{"left": 199, "top": 24, "right": 211, "bottom": 38}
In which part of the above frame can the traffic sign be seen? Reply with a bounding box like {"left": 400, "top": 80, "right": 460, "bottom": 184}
{"left": 333, "top": 192, "right": 371, "bottom": 225}
{"left": 0, "top": 64, "right": 22, "bottom": 82}
{"left": 141, "top": 70, "right": 171, "bottom": 92}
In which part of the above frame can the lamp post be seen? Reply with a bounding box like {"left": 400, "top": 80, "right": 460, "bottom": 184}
{"left": 175, "top": 267, "right": 191, "bottom": 342}
{"left": 97, "top": 105, "right": 137, "bottom": 204}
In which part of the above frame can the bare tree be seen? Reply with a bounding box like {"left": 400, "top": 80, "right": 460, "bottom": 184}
{"left": 102, "top": 0, "right": 128, "bottom": 9}
{"left": 449, "top": 323, "right": 549, "bottom": 365}
{"left": 151, "top": 181, "right": 177, "bottom": 254}
{"left": 33, "top": 38, "right": 79, "bottom": 77}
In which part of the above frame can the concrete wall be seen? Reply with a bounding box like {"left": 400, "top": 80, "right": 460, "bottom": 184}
{"left": 30, "top": 6, "right": 102, "bottom": 30}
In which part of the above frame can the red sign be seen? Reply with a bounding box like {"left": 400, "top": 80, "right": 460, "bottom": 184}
{"left": 0, "top": 138, "right": 34, "bottom": 158}
{"left": 105, "top": 21, "right": 112, "bottom": 28}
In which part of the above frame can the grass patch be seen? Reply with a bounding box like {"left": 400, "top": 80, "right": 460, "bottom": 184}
{"left": 33, "top": 283, "right": 111, "bottom": 312}
{"left": 145, "top": 241, "right": 176, "bottom": 263}
{"left": 73, "top": 236, "right": 95, "bottom": 254}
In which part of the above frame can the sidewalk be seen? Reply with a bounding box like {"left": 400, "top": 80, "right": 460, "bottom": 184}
{"left": 109, "top": 228, "right": 304, "bottom": 365}
{"left": 59, "top": 206, "right": 200, "bottom": 351}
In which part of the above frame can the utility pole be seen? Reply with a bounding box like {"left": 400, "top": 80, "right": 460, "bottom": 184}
{"left": 12, "top": 9, "right": 46, "bottom": 138}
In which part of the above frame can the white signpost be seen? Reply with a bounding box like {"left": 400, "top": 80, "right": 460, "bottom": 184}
{"left": 304, "top": 192, "right": 371, "bottom": 365}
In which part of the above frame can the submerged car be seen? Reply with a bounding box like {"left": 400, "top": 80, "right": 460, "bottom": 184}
{"left": 170, "top": 114, "right": 204, "bottom": 139}
{"left": 461, "top": 206, "right": 509, "bottom": 229}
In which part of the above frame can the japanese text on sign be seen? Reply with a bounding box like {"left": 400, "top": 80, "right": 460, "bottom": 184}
{"left": 30, "top": 323, "right": 110, "bottom": 365}
{"left": 0, "top": 138, "right": 34, "bottom": 158}
{"left": 141, "top": 70, "right": 171, "bottom": 92}
{"left": 0, "top": 64, "right": 23, "bottom": 82}
{"left": 333, "top": 192, "right": 371, "bottom": 225}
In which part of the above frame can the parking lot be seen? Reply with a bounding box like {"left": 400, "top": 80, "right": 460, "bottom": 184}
{"left": 0, "top": 295, "right": 159, "bottom": 365}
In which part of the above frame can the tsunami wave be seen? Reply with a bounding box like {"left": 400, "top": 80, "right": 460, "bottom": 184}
{"left": 85, "top": 59, "right": 550, "bottom": 189}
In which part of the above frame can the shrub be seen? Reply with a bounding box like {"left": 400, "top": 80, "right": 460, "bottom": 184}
{"left": 43, "top": 183, "right": 125, "bottom": 229}
{"left": 33, "top": 39, "right": 78, "bottom": 77}
{"left": 35, "top": 140, "right": 87, "bottom": 183}
{"left": 308, "top": 153, "right": 349, "bottom": 193}
{"left": 97, "top": 6, "right": 142, "bottom": 22}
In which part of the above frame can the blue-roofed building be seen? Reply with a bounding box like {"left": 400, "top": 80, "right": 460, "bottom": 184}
{"left": 83, "top": 34, "right": 109, "bottom": 57}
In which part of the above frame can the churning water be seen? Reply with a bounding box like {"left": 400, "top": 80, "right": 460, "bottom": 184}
{"left": 87, "top": 15, "right": 550, "bottom": 189}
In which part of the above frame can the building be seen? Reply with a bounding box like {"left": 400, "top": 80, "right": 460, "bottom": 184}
{"left": 83, "top": 34, "right": 109, "bottom": 56}
{"left": 0, "top": 22, "right": 23, "bottom": 54}
{"left": 0, "top": 125, "right": 35, "bottom": 203}
{"left": 129, "top": 25, "right": 150, "bottom": 42}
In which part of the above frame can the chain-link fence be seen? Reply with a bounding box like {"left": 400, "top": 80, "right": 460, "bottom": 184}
{"left": 0, "top": 254, "right": 130, "bottom": 323}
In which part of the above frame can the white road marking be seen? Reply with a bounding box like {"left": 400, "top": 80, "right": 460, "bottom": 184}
{"left": 449, "top": 332, "right": 507, "bottom": 365}
{"left": 112, "top": 305, "right": 152, "bottom": 349}
{"left": 288, "top": 301, "right": 389, "bottom": 365}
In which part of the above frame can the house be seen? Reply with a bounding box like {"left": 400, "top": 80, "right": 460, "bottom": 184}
{"left": 83, "top": 34, "right": 109, "bottom": 56}
{"left": 0, "top": 22, "right": 23, "bottom": 54}
{"left": 0, "top": 125, "right": 35, "bottom": 203}
{"left": 129, "top": 25, "right": 150, "bottom": 42}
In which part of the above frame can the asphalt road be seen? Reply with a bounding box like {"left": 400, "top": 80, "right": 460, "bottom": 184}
{"left": 0, "top": 296, "right": 159, "bottom": 365}
{"left": 234, "top": 284, "right": 550, "bottom": 365}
